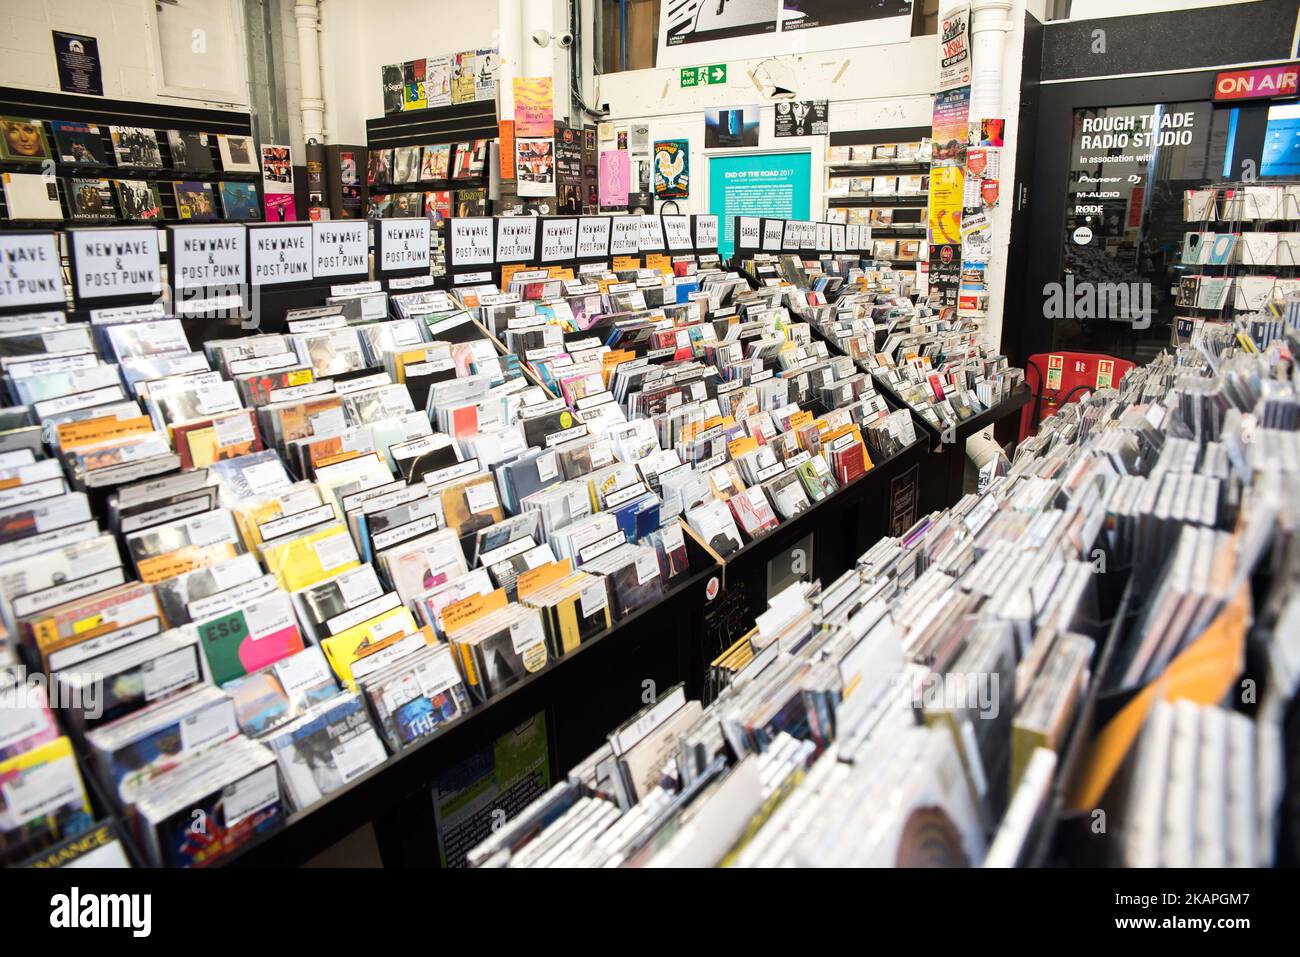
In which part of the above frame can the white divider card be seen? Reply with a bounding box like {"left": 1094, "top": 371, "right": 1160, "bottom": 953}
{"left": 737, "top": 216, "right": 761, "bottom": 251}
{"left": 495, "top": 217, "right": 538, "bottom": 263}
{"left": 539, "top": 218, "right": 579, "bottom": 262}
{"left": 610, "top": 217, "right": 641, "bottom": 256}
{"left": 846, "top": 224, "right": 861, "bottom": 251}
{"left": 311, "top": 221, "right": 368, "bottom": 278}
{"left": 799, "top": 221, "right": 818, "bottom": 250}
{"left": 815, "top": 222, "right": 832, "bottom": 252}
{"left": 781, "top": 219, "right": 799, "bottom": 251}
{"left": 452, "top": 270, "right": 493, "bottom": 285}
{"left": 831, "top": 224, "right": 846, "bottom": 252}
{"left": 763, "top": 219, "right": 784, "bottom": 252}
{"left": 171, "top": 225, "right": 248, "bottom": 290}
{"left": 448, "top": 217, "right": 495, "bottom": 267}
{"left": 662, "top": 215, "right": 693, "bottom": 251}
{"left": 694, "top": 214, "right": 719, "bottom": 250}
{"left": 638, "top": 214, "right": 665, "bottom": 251}
{"left": 68, "top": 227, "right": 163, "bottom": 302}
{"left": 378, "top": 218, "right": 431, "bottom": 273}
{"left": 0, "top": 232, "right": 66, "bottom": 309}
{"left": 577, "top": 217, "right": 611, "bottom": 257}
{"left": 248, "top": 224, "right": 313, "bottom": 286}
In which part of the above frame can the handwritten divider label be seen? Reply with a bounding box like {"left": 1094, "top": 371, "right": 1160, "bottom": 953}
{"left": 0, "top": 233, "right": 65, "bottom": 307}
{"left": 250, "top": 224, "right": 313, "bottom": 285}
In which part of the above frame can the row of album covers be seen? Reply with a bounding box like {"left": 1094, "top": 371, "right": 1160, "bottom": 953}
{"left": 0, "top": 238, "right": 965, "bottom": 866}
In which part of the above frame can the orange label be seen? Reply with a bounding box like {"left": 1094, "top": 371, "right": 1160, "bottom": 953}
{"left": 315, "top": 450, "right": 365, "bottom": 468}
{"left": 547, "top": 266, "right": 575, "bottom": 281}
{"left": 137, "top": 543, "right": 236, "bottom": 584}
{"left": 517, "top": 559, "right": 575, "bottom": 601}
{"left": 0, "top": 478, "right": 19, "bottom": 490}
{"left": 645, "top": 253, "right": 672, "bottom": 275}
{"left": 727, "top": 436, "right": 759, "bottom": 459}
{"left": 57, "top": 415, "right": 153, "bottom": 451}
{"left": 500, "top": 263, "right": 535, "bottom": 289}
{"left": 789, "top": 410, "right": 813, "bottom": 432}
{"left": 442, "top": 588, "right": 508, "bottom": 636}
{"left": 612, "top": 256, "right": 640, "bottom": 272}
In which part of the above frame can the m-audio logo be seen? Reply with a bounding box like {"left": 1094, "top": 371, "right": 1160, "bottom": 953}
{"left": 49, "top": 887, "right": 151, "bottom": 938}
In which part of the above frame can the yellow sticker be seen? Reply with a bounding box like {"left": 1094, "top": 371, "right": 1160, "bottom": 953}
{"left": 73, "top": 614, "right": 103, "bottom": 635}
{"left": 287, "top": 369, "right": 314, "bottom": 386}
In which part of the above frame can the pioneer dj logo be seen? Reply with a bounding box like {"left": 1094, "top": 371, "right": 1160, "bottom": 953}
{"left": 49, "top": 887, "right": 151, "bottom": 937}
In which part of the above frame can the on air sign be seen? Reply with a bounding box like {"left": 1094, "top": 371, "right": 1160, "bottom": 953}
{"left": 1214, "top": 64, "right": 1300, "bottom": 101}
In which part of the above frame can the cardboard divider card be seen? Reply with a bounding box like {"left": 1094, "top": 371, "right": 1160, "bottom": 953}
{"left": 610, "top": 218, "right": 641, "bottom": 256}
{"left": 68, "top": 227, "right": 163, "bottom": 303}
{"left": 0, "top": 232, "right": 66, "bottom": 309}
{"left": 169, "top": 224, "right": 247, "bottom": 290}
{"left": 248, "top": 224, "right": 313, "bottom": 286}
{"left": 662, "top": 215, "right": 693, "bottom": 251}
{"left": 577, "top": 217, "right": 611, "bottom": 257}
{"left": 693, "top": 215, "right": 719, "bottom": 251}
{"left": 311, "top": 221, "right": 368, "bottom": 278}
{"left": 735, "top": 217, "right": 761, "bottom": 252}
{"left": 540, "top": 218, "right": 579, "bottom": 263}
{"left": 638, "top": 215, "right": 665, "bottom": 251}
{"left": 831, "top": 224, "right": 846, "bottom": 252}
{"left": 815, "top": 223, "right": 832, "bottom": 251}
{"left": 846, "top": 224, "right": 861, "bottom": 250}
{"left": 495, "top": 217, "right": 539, "bottom": 264}
{"left": 763, "top": 219, "right": 784, "bottom": 252}
{"left": 448, "top": 217, "right": 496, "bottom": 267}
{"left": 378, "top": 218, "right": 431, "bottom": 274}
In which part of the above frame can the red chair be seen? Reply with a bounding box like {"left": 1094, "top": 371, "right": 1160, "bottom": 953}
{"left": 1019, "top": 352, "right": 1136, "bottom": 442}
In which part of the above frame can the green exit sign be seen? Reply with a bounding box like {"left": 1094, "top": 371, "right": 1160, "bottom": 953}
{"left": 680, "top": 64, "right": 727, "bottom": 87}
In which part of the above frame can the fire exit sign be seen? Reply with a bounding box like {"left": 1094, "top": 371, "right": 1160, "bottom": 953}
{"left": 680, "top": 64, "right": 727, "bottom": 87}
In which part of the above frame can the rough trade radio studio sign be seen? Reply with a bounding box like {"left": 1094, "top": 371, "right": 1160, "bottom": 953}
{"left": 1214, "top": 63, "right": 1300, "bottom": 101}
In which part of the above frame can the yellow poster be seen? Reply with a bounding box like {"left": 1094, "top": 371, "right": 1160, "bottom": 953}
{"left": 513, "top": 77, "right": 554, "bottom": 137}
{"left": 928, "top": 165, "right": 964, "bottom": 245}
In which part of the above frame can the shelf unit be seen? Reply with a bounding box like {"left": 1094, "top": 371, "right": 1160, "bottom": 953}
{"left": 0, "top": 86, "right": 260, "bottom": 227}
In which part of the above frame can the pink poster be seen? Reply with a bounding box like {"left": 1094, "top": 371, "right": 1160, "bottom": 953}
{"left": 599, "top": 150, "right": 630, "bottom": 208}
{"left": 264, "top": 193, "right": 297, "bottom": 223}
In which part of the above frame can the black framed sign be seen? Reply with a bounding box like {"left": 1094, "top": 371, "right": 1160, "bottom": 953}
{"left": 168, "top": 224, "right": 247, "bottom": 295}
{"left": 311, "top": 221, "right": 369, "bottom": 280}
{"left": 495, "top": 217, "right": 539, "bottom": 264}
{"left": 576, "top": 216, "right": 611, "bottom": 258}
{"left": 248, "top": 223, "right": 314, "bottom": 287}
{"left": 693, "top": 214, "right": 719, "bottom": 252}
{"left": 762, "top": 218, "right": 784, "bottom": 252}
{"left": 376, "top": 218, "right": 431, "bottom": 276}
{"left": 67, "top": 226, "right": 163, "bottom": 308}
{"left": 539, "top": 218, "right": 579, "bottom": 263}
{"left": 610, "top": 217, "right": 641, "bottom": 256}
{"left": 661, "top": 214, "right": 693, "bottom": 252}
{"left": 0, "top": 232, "right": 66, "bottom": 310}
{"left": 446, "top": 216, "right": 496, "bottom": 270}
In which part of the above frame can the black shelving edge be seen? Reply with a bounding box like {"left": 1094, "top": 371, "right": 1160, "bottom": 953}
{"left": 216, "top": 552, "right": 719, "bottom": 868}
{"left": 827, "top": 162, "right": 931, "bottom": 176}
{"left": 366, "top": 101, "right": 498, "bottom": 149}
{"left": 829, "top": 126, "right": 932, "bottom": 147}
{"left": 0, "top": 87, "right": 254, "bottom": 133}
{"left": 827, "top": 196, "right": 928, "bottom": 207}
{"left": 367, "top": 177, "right": 487, "bottom": 194}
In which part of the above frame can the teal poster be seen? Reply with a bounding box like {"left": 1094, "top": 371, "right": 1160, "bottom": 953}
{"left": 709, "top": 152, "right": 811, "bottom": 259}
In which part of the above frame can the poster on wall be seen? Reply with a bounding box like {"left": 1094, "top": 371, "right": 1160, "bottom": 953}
{"left": 708, "top": 151, "right": 811, "bottom": 259}
{"left": 381, "top": 64, "right": 404, "bottom": 114}
{"left": 516, "top": 138, "right": 555, "bottom": 197}
{"left": 705, "top": 106, "right": 760, "bottom": 149}
{"left": 958, "top": 259, "right": 989, "bottom": 319}
{"left": 475, "top": 49, "right": 498, "bottom": 102}
{"left": 427, "top": 54, "right": 452, "bottom": 107}
{"left": 52, "top": 31, "right": 103, "bottom": 97}
{"left": 929, "top": 165, "right": 963, "bottom": 245}
{"left": 937, "top": 4, "right": 971, "bottom": 92}
{"left": 451, "top": 51, "right": 477, "bottom": 103}
{"left": 556, "top": 125, "right": 584, "bottom": 213}
{"left": 629, "top": 123, "right": 650, "bottom": 154}
{"left": 514, "top": 78, "right": 554, "bottom": 136}
{"left": 964, "top": 145, "right": 1000, "bottom": 209}
{"left": 261, "top": 144, "right": 294, "bottom": 221}
{"left": 403, "top": 59, "right": 428, "bottom": 111}
{"left": 774, "top": 100, "right": 828, "bottom": 137}
{"left": 599, "top": 150, "right": 630, "bottom": 209}
{"left": 932, "top": 87, "right": 970, "bottom": 167}
{"left": 929, "top": 243, "right": 960, "bottom": 311}
{"left": 657, "top": 0, "right": 913, "bottom": 68}
{"left": 653, "top": 139, "right": 690, "bottom": 198}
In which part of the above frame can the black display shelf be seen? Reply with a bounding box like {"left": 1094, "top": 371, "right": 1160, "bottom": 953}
{"left": 691, "top": 433, "right": 930, "bottom": 663}
{"left": 828, "top": 195, "right": 928, "bottom": 207}
{"left": 211, "top": 538, "right": 720, "bottom": 867}
{"left": 827, "top": 162, "right": 930, "bottom": 176}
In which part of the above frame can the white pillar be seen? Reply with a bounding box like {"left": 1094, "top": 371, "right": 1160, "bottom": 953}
{"left": 498, "top": 0, "right": 523, "bottom": 121}
{"left": 522, "top": 0, "right": 554, "bottom": 79}
{"left": 294, "top": 0, "right": 326, "bottom": 143}
{"left": 969, "top": 0, "right": 1014, "bottom": 123}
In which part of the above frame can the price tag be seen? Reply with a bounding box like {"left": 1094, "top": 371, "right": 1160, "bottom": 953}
{"left": 223, "top": 764, "right": 280, "bottom": 825}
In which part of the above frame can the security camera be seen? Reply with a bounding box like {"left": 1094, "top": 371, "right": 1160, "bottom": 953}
{"left": 557, "top": 32, "right": 574, "bottom": 48}
{"left": 531, "top": 29, "right": 551, "bottom": 47}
